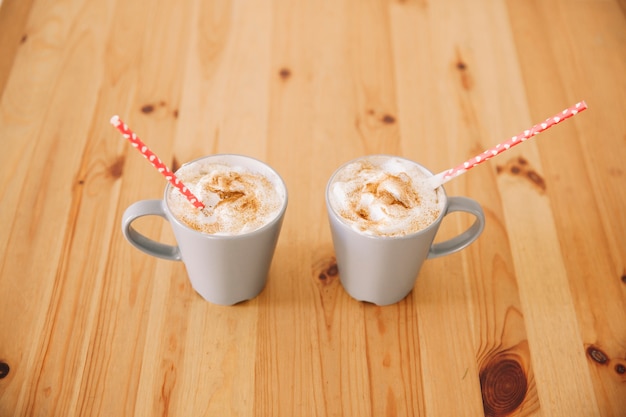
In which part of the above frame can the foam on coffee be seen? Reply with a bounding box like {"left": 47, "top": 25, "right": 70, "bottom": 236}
{"left": 328, "top": 156, "right": 444, "bottom": 237}
{"left": 167, "top": 160, "right": 283, "bottom": 235}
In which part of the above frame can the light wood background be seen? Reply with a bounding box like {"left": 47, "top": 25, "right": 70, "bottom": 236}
{"left": 1, "top": 0, "right": 625, "bottom": 416}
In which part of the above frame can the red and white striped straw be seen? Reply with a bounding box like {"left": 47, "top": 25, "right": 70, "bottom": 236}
{"left": 110, "top": 115, "right": 205, "bottom": 209}
{"left": 427, "top": 101, "right": 588, "bottom": 189}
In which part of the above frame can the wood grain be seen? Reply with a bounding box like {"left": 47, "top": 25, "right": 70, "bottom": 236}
{"left": 1, "top": 0, "right": 625, "bottom": 416}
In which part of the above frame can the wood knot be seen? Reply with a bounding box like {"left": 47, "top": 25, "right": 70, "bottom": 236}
{"left": 140, "top": 101, "right": 177, "bottom": 118}
{"left": 381, "top": 114, "right": 396, "bottom": 124}
{"left": 317, "top": 262, "right": 338, "bottom": 284}
{"left": 453, "top": 48, "right": 473, "bottom": 90}
{"left": 586, "top": 345, "right": 609, "bottom": 365}
{"left": 362, "top": 109, "right": 397, "bottom": 125}
{"left": 278, "top": 67, "right": 291, "bottom": 80}
{"left": 108, "top": 155, "right": 125, "bottom": 179}
{"left": 141, "top": 104, "right": 155, "bottom": 114}
{"left": 479, "top": 355, "right": 527, "bottom": 417}
{"left": 496, "top": 156, "right": 546, "bottom": 192}
{"left": 312, "top": 246, "right": 340, "bottom": 288}
{"left": 171, "top": 156, "right": 181, "bottom": 173}
{"left": 0, "top": 362, "right": 9, "bottom": 379}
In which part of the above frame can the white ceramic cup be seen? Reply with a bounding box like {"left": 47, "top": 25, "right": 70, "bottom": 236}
{"left": 326, "top": 155, "right": 485, "bottom": 306}
{"left": 122, "top": 154, "right": 288, "bottom": 305}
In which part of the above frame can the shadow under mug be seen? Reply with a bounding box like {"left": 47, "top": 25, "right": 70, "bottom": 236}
{"left": 326, "top": 155, "right": 485, "bottom": 306}
{"left": 121, "top": 154, "right": 288, "bottom": 305}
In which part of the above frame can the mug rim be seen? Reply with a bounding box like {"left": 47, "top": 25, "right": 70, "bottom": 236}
{"left": 325, "top": 154, "right": 448, "bottom": 240}
{"left": 163, "top": 153, "right": 288, "bottom": 239}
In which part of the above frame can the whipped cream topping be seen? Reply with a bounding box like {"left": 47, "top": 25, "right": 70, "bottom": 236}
{"left": 167, "top": 161, "right": 284, "bottom": 235}
{"left": 329, "top": 157, "right": 443, "bottom": 237}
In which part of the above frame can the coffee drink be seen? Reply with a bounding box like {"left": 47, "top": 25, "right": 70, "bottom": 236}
{"left": 123, "top": 154, "right": 288, "bottom": 304}
{"left": 325, "top": 154, "right": 485, "bottom": 305}
{"left": 166, "top": 158, "right": 284, "bottom": 235}
{"left": 328, "top": 155, "right": 444, "bottom": 237}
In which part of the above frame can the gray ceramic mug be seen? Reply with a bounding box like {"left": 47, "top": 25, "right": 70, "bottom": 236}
{"left": 122, "top": 154, "right": 288, "bottom": 305}
{"left": 326, "top": 155, "right": 485, "bottom": 306}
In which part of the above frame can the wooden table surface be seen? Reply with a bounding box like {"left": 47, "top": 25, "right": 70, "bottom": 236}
{"left": 1, "top": 0, "right": 625, "bottom": 416}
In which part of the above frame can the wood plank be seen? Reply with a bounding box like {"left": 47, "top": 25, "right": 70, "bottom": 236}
{"left": 391, "top": 1, "right": 542, "bottom": 416}
{"left": 71, "top": 0, "right": 199, "bottom": 415}
{"left": 506, "top": 0, "right": 626, "bottom": 415}
{"left": 0, "top": 0, "right": 116, "bottom": 414}
{"left": 0, "top": 0, "right": 35, "bottom": 93}
{"left": 256, "top": 0, "right": 326, "bottom": 414}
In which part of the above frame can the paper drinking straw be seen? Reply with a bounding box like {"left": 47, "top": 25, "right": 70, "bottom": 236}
{"left": 427, "top": 101, "right": 588, "bottom": 189}
{"left": 110, "top": 115, "right": 206, "bottom": 209}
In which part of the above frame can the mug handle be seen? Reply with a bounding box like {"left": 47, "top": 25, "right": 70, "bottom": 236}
{"left": 121, "top": 200, "right": 182, "bottom": 261}
{"left": 428, "top": 196, "right": 485, "bottom": 259}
